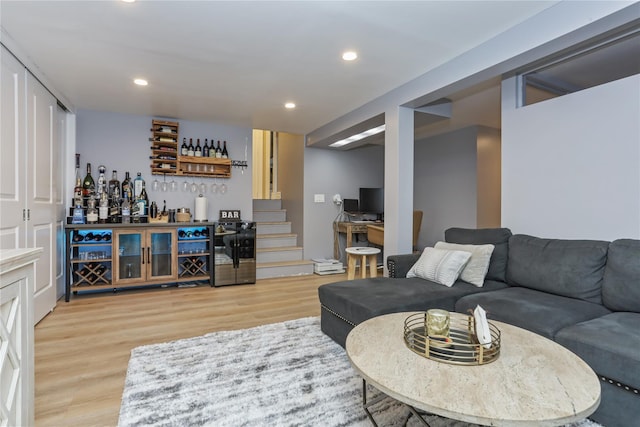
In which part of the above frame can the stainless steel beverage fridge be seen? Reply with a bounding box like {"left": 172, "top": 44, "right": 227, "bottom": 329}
{"left": 213, "top": 221, "right": 256, "bottom": 286}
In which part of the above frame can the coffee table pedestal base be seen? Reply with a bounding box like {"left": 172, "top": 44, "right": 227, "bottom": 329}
{"left": 362, "top": 379, "right": 433, "bottom": 427}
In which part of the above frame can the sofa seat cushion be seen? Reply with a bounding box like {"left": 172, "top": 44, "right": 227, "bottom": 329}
{"left": 556, "top": 312, "right": 640, "bottom": 390}
{"left": 507, "top": 235, "right": 608, "bottom": 304}
{"left": 319, "top": 277, "right": 507, "bottom": 327}
{"left": 455, "top": 287, "right": 611, "bottom": 340}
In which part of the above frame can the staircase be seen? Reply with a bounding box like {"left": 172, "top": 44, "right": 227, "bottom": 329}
{"left": 253, "top": 199, "right": 314, "bottom": 279}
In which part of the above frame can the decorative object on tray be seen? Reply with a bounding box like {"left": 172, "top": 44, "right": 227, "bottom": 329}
{"left": 404, "top": 311, "right": 500, "bottom": 365}
{"left": 425, "top": 309, "right": 451, "bottom": 347}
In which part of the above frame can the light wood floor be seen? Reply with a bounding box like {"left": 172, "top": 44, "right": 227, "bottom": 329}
{"left": 34, "top": 273, "right": 347, "bottom": 427}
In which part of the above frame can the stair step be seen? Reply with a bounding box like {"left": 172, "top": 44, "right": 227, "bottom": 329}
{"left": 257, "top": 221, "right": 291, "bottom": 235}
{"left": 256, "top": 233, "right": 298, "bottom": 248}
{"left": 257, "top": 260, "right": 315, "bottom": 280}
{"left": 256, "top": 246, "right": 303, "bottom": 263}
{"left": 253, "top": 199, "right": 282, "bottom": 210}
{"left": 253, "top": 209, "right": 287, "bottom": 222}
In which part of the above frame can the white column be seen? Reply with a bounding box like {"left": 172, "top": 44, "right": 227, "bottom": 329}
{"left": 384, "top": 106, "right": 414, "bottom": 264}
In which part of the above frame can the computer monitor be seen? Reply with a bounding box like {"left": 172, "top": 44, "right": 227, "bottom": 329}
{"left": 343, "top": 199, "right": 359, "bottom": 214}
{"left": 359, "top": 187, "right": 384, "bottom": 220}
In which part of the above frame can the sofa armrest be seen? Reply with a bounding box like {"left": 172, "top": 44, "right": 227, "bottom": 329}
{"left": 387, "top": 254, "right": 420, "bottom": 278}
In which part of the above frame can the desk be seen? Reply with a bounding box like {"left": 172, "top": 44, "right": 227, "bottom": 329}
{"left": 333, "top": 221, "right": 383, "bottom": 260}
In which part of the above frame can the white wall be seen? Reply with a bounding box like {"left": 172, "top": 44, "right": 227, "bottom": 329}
{"left": 303, "top": 145, "right": 384, "bottom": 261}
{"left": 502, "top": 74, "right": 640, "bottom": 240}
{"left": 76, "top": 110, "right": 253, "bottom": 221}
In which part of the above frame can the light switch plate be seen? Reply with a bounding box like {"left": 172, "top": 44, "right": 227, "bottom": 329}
{"left": 314, "top": 194, "right": 325, "bottom": 203}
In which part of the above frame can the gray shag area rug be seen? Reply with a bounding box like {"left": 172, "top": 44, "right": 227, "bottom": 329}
{"left": 119, "top": 317, "right": 603, "bottom": 427}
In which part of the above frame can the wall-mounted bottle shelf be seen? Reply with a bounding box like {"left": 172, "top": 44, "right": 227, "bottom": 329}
{"left": 149, "top": 119, "right": 232, "bottom": 178}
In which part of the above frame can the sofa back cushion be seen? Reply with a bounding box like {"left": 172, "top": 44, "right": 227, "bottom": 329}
{"left": 506, "top": 235, "right": 608, "bottom": 304}
{"left": 602, "top": 239, "right": 640, "bottom": 312}
{"left": 444, "top": 227, "right": 512, "bottom": 282}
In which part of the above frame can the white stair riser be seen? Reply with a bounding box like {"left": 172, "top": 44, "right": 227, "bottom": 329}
{"left": 257, "top": 264, "right": 314, "bottom": 279}
{"left": 257, "top": 223, "right": 291, "bottom": 235}
{"left": 253, "top": 200, "right": 282, "bottom": 211}
{"left": 257, "top": 249, "right": 303, "bottom": 263}
{"left": 253, "top": 210, "right": 287, "bottom": 222}
{"left": 257, "top": 236, "right": 298, "bottom": 248}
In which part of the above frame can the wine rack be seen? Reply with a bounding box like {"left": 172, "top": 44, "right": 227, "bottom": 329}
{"left": 150, "top": 119, "right": 179, "bottom": 175}
{"left": 70, "top": 228, "right": 113, "bottom": 288}
{"left": 177, "top": 226, "right": 210, "bottom": 279}
{"left": 74, "top": 262, "right": 110, "bottom": 286}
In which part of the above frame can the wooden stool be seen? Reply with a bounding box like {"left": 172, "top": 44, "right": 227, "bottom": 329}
{"left": 345, "top": 247, "right": 381, "bottom": 280}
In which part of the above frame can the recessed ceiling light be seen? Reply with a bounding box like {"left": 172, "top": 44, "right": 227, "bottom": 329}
{"left": 342, "top": 51, "right": 358, "bottom": 61}
{"left": 284, "top": 102, "right": 296, "bottom": 109}
{"left": 133, "top": 78, "right": 148, "bottom": 86}
{"left": 122, "top": 0, "right": 136, "bottom": 3}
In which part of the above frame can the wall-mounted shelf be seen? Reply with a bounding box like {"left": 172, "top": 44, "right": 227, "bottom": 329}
{"left": 177, "top": 156, "right": 232, "bottom": 178}
{"left": 149, "top": 119, "right": 232, "bottom": 178}
{"left": 149, "top": 120, "right": 179, "bottom": 174}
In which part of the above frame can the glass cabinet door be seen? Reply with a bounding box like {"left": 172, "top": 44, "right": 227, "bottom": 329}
{"left": 147, "top": 229, "right": 176, "bottom": 280}
{"left": 114, "top": 231, "right": 143, "bottom": 284}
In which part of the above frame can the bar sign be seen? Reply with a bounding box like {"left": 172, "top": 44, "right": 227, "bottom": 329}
{"left": 219, "top": 210, "right": 241, "bottom": 220}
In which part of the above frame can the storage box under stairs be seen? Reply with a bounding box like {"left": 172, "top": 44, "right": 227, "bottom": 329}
{"left": 254, "top": 199, "right": 314, "bottom": 279}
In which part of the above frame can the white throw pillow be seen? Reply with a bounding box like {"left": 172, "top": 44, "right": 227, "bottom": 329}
{"left": 434, "top": 242, "right": 495, "bottom": 287}
{"left": 406, "top": 247, "right": 472, "bottom": 287}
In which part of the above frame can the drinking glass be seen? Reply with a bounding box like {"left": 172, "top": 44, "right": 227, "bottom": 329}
{"left": 170, "top": 179, "right": 178, "bottom": 192}
{"left": 191, "top": 182, "right": 198, "bottom": 193}
{"left": 211, "top": 180, "right": 218, "bottom": 194}
{"left": 182, "top": 181, "right": 190, "bottom": 192}
{"left": 151, "top": 178, "right": 160, "bottom": 192}
{"left": 220, "top": 182, "right": 227, "bottom": 194}
{"left": 199, "top": 182, "right": 207, "bottom": 194}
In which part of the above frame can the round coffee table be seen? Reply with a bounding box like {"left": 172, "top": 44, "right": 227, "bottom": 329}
{"left": 346, "top": 312, "right": 601, "bottom": 427}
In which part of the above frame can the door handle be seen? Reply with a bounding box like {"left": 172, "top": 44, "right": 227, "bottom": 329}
{"left": 147, "top": 247, "right": 150, "bottom": 265}
{"left": 141, "top": 246, "right": 145, "bottom": 264}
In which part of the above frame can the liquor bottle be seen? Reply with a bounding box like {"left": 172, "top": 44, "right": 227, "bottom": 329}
{"left": 215, "top": 140, "right": 222, "bottom": 158}
{"left": 137, "top": 181, "right": 149, "bottom": 217}
{"left": 82, "top": 163, "right": 96, "bottom": 200}
{"left": 133, "top": 172, "right": 144, "bottom": 199}
{"left": 187, "top": 138, "right": 195, "bottom": 156}
{"left": 203, "top": 139, "right": 210, "bottom": 157}
{"left": 195, "top": 138, "right": 202, "bottom": 157}
{"left": 122, "top": 172, "right": 133, "bottom": 202}
{"left": 181, "top": 138, "right": 188, "bottom": 156}
{"left": 110, "top": 193, "right": 120, "bottom": 223}
{"left": 86, "top": 196, "right": 98, "bottom": 224}
{"left": 222, "top": 141, "right": 229, "bottom": 159}
{"left": 98, "top": 192, "right": 109, "bottom": 224}
{"left": 73, "top": 157, "right": 84, "bottom": 208}
{"left": 96, "top": 165, "right": 107, "bottom": 198}
{"left": 108, "top": 170, "right": 120, "bottom": 199}
{"left": 121, "top": 193, "right": 131, "bottom": 224}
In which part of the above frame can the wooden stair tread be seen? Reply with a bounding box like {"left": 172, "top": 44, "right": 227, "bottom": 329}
{"left": 257, "top": 260, "right": 314, "bottom": 268}
{"left": 257, "top": 246, "right": 302, "bottom": 253}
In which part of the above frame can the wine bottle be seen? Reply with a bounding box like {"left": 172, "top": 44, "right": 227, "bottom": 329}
{"left": 203, "top": 139, "right": 210, "bottom": 157}
{"left": 72, "top": 233, "right": 83, "bottom": 243}
{"left": 215, "top": 140, "right": 222, "bottom": 158}
{"left": 121, "top": 172, "right": 133, "bottom": 202}
{"left": 181, "top": 138, "right": 188, "bottom": 156}
{"left": 209, "top": 138, "right": 216, "bottom": 157}
{"left": 103, "top": 233, "right": 111, "bottom": 242}
{"left": 178, "top": 230, "right": 186, "bottom": 238}
{"left": 82, "top": 163, "right": 96, "bottom": 200}
{"left": 195, "top": 139, "right": 202, "bottom": 157}
{"left": 187, "top": 138, "right": 195, "bottom": 156}
{"left": 222, "top": 141, "right": 229, "bottom": 159}
{"left": 193, "top": 229, "right": 201, "bottom": 237}
{"left": 108, "top": 171, "right": 120, "bottom": 199}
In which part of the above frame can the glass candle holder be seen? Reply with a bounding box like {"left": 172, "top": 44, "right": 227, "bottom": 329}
{"left": 426, "top": 309, "right": 450, "bottom": 338}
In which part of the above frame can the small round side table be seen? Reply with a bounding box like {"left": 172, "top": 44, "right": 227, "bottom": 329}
{"left": 345, "top": 247, "right": 381, "bottom": 280}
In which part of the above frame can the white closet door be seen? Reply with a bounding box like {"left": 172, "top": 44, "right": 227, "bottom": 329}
{"left": 0, "top": 48, "right": 26, "bottom": 249}
{"left": 26, "top": 72, "right": 57, "bottom": 323}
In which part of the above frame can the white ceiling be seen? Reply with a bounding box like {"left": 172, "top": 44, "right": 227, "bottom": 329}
{"left": 0, "top": 1, "right": 558, "bottom": 135}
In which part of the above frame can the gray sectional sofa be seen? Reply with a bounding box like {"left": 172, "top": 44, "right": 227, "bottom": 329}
{"left": 318, "top": 228, "right": 640, "bottom": 427}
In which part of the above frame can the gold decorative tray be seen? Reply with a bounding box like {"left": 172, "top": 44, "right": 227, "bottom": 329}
{"left": 403, "top": 312, "right": 501, "bottom": 365}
